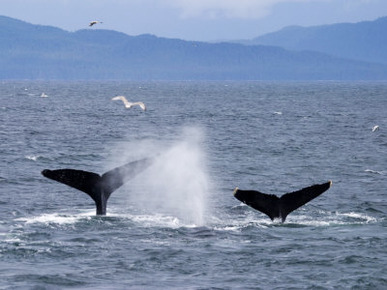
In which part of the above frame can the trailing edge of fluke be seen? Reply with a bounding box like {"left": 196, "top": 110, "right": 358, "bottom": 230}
{"left": 41, "top": 158, "right": 153, "bottom": 215}
{"left": 233, "top": 181, "right": 332, "bottom": 222}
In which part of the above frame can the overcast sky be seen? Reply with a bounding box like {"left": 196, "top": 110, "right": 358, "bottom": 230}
{"left": 1, "top": 0, "right": 387, "bottom": 41}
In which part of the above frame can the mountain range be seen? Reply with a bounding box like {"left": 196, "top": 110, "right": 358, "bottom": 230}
{"left": 1, "top": 15, "right": 386, "bottom": 80}
{"left": 243, "top": 16, "right": 387, "bottom": 65}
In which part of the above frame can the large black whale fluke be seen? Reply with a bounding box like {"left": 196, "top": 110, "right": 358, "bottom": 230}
{"left": 233, "top": 181, "right": 332, "bottom": 222}
{"left": 41, "top": 158, "right": 153, "bottom": 215}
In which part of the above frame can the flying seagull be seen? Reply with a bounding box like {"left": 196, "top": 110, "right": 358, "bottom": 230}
{"left": 112, "top": 96, "right": 146, "bottom": 111}
{"left": 372, "top": 125, "right": 379, "bottom": 132}
{"left": 89, "top": 21, "right": 102, "bottom": 27}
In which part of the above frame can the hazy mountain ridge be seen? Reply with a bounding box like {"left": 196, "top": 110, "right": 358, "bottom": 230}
{"left": 247, "top": 17, "right": 387, "bottom": 65}
{"left": 1, "top": 15, "right": 387, "bottom": 80}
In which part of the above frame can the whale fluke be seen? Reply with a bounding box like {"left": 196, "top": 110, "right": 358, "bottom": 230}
{"left": 42, "top": 158, "right": 153, "bottom": 215}
{"left": 233, "top": 181, "right": 332, "bottom": 222}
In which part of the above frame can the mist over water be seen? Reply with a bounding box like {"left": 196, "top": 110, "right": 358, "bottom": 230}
{"left": 113, "top": 127, "right": 211, "bottom": 226}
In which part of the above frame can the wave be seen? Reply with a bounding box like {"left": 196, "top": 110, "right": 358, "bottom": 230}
{"left": 16, "top": 212, "right": 94, "bottom": 225}
{"left": 128, "top": 213, "right": 189, "bottom": 228}
{"left": 212, "top": 208, "right": 379, "bottom": 231}
{"left": 364, "top": 169, "right": 385, "bottom": 175}
{"left": 12, "top": 207, "right": 378, "bottom": 232}
{"left": 25, "top": 155, "right": 42, "bottom": 161}
{"left": 335, "top": 212, "right": 378, "bottom": 223}
{"left": 14, "top": 211, "right": 197, "bottom": 229}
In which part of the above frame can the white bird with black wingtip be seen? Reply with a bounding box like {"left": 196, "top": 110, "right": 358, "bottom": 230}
{"left": 89, "top": 20, "right": 102, "bottom": 27}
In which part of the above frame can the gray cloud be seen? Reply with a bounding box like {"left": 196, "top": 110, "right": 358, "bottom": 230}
{"left": 166, "top": 0, "right": 329, "bottom": 19}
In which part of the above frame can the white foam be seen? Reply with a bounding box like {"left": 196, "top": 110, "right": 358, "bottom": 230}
{"left": 336, "top": 212, "right": 377, "bottom": 223}
{"left": 213, "top": 212, "right": 271, "bottom": 231}
{"left": 214, "top": 208, "right": 379, "bottom": 229}
{"left": 17, "top": 212, "right": 93, "bottom": 225}
{"left": 129, "top": 214, "right": 184, "bottom": 228}
{"left": 365, "top": 169, "right": 385, "bottom": 175}
{"left": 25, "top": 155, "right": 41, "bottom": 161}
{"left": 284, "top": 211, "right": 378, "bottom": 226}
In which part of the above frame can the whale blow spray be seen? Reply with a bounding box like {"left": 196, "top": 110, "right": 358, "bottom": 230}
{"left": 117, "top": 127, "right": 211, "bottom": 226}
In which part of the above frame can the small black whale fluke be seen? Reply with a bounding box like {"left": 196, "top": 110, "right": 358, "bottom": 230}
{"left": 233, "top": 181, "right": 332, "bottom": 222}
{"left": 41, "top": 158, "right": 153, "bottom": 215}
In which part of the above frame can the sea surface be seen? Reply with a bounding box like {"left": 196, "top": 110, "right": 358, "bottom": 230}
{"left": 0, "top": 81, "right": 386, "bottom": 289}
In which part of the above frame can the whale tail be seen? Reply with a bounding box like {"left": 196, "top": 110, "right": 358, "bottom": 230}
{"left": 233, "top": 181, "right": 332, "bottom": 222}
{"left": 41, "top": 158, "right": 153, "bottom": 215}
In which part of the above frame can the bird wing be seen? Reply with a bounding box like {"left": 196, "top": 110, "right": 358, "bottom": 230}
{"left": 112, "top": 96, "right": 131, "bottom": 108}
{"left": 112, "top": 96, "right": 124, "bottom": 101}
{"left": 134, "top": 102, "right": 146, "bottom": 111}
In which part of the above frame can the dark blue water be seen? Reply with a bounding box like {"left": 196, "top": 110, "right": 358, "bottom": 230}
{"left": 1, "top": 81, "right": 386, "bottom": 289}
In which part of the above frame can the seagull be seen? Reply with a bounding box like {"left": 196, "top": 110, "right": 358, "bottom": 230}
{"left": 112, "top": 96, "right": 146, "bottom": 111}
{"left": 372, "top": 125, "right": 379, "bottom": 132}
{"left": 40, "top": 92, "right": 48, "bottom": 98}
{"left": 89, "top": 21, "right": 102, "bottom": 27}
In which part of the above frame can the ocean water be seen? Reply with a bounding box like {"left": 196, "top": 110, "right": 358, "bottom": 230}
{"left": 0, "top": 81, "right": 386, "bottom": 289}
